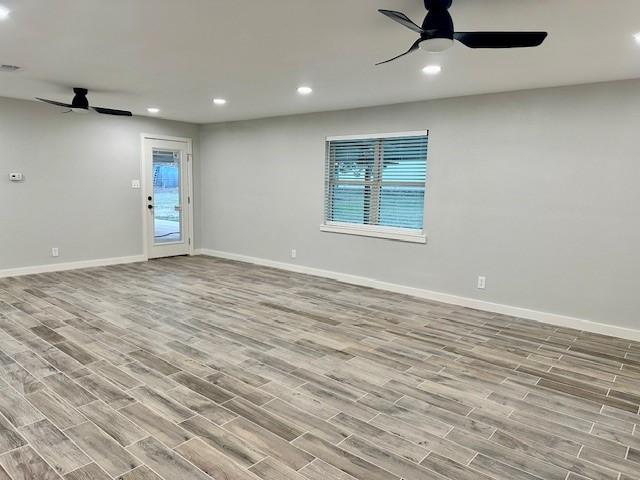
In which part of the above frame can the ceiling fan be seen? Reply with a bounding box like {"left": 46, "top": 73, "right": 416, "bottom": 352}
{"left": 36, "top": 88, "right": 132, "bottom": 116}
{"left": 377, "top": 0, "right": 548, "bottom": 65}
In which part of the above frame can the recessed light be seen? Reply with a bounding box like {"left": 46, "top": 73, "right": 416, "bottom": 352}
{"left": 422, "top": 65, "right": 442, "bottom": 75}
{"left": 297, "top": 86, "right": 313, "bottom": 95}
{"left": 213, "top": 98, "right": 227, "bottom": 105}
{"left": 634, "top": 32, "right": 640, "bottom": 44}
{"left": 0, "top": 5, "right": 10, "bottom": 20}
{"left": 147, "top": 107, "right": 160, "bottom": 114}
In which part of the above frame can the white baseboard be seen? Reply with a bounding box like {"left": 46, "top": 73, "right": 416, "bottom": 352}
{"left": 0, "top": 255, "right": 146, "bottom": 279}
{"left": 197, "top": 248, "right": 640, "bottom": 342}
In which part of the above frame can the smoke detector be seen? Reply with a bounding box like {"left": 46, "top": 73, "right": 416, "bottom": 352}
{"left": 0, "top": 64, "right": 21, "bottom": 73}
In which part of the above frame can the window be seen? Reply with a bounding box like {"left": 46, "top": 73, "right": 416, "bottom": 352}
{"left": 321, "top": 131, "right": 428, "bottom": 243}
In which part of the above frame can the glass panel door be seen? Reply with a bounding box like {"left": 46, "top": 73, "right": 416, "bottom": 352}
{"left": 144, "top": 136, "right": 191, "bottom": 260}
{"left": 152, "top": 149, "right": 182, "bottom": 244}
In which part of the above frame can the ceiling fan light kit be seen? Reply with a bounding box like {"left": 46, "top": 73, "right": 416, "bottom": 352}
{"left": 377, "top": 0, "right": 547, "bottom": 65}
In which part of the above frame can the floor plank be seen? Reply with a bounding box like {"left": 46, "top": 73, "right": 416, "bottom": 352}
{"left": 0, "top": 445, "right": 61, "bottom": 480}
{"left": 126, "top": 436, "right": 211, "bottom": 480}
{"left": 64, "top": 422, "right": 140, "bottom": 477}
{"left": 19, "top": 419, "right": 90, "bottom": 475}
{"left": 176, "top": 438, "right": 260, "bottom": 480}
{"left": 64, "top": 463, "right": 111, "bottom": 480}
{"left": 119, "top": 402, "right": 192, "bottom": 448}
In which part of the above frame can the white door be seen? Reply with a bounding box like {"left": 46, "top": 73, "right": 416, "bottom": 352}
{"left": 142, "top": 137, "right": 193, "bottom": 259}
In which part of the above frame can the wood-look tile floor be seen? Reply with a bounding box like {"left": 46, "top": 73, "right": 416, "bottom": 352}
{"left": 0, "top": 256, "right": 638, "bottom": 480}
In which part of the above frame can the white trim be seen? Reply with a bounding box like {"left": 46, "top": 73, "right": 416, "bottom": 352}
{"left": 326, "top": 130, "right": 429, "bottom": 141}
{"left": 140, "top": 133, "right": 194, "bottom": 143}
{"left": 196, "top": 248, "right": 640, "bottom": 342}
{"left": 0, "top": 255, "right": 146, "bottom": 279}
{"left": 140, "top": 134, "right": 194, "bottom": 259}
{"left": 186, "top": 150, "right": 195, "bottom": 256}
{"left": 140, "top": 135, "right": 148, "bottom": 258}
{"left": 320, "top": 223, "right": 427, "bottom": 244}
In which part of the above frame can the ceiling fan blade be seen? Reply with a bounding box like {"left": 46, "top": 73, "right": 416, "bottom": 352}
{"left": 454, "top": 32, "right": 547, "bottom": 49}
{"left": 376, "top": 39, "right": 422, "bottom": 66}
{"left": 378, "top": 10, "right": 424, "bottom": 34}
{"left": 91, "top": 106, "right": 133, "bottom": 116}
{"left": 36, "top": 98, "right": 73, "bottom": 108}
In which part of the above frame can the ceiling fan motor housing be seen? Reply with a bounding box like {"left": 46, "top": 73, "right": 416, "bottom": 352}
{"left": 421, "top": 4, "right": 455, "bottom": 51}
{"left": 425, "top": 0, "right": 452, "bottom": 9}
{"left": 71, "top": 88, "right": 89, "bottom": 109}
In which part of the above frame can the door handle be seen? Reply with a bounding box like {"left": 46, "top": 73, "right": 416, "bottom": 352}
{"left": 148, "top": 205, "right": 154, "bottom": 210}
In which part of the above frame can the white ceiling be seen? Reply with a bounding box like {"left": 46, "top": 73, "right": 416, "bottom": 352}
{"left": 0, "top": 0, "right": 639, "bottom": 124}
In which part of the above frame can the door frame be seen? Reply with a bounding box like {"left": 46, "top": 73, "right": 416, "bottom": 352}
{"left": 140, "top": 133, "right": 195, "bottom": 260}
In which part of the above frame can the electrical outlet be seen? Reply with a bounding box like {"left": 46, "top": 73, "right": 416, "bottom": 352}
{"left": 51, "top": 247, "right": 59, "bottom": 257}
{"left": 477, "top": 276, "right": 486, "bottom": 290}
{"left": 131, "top": 179, "right": 141, "bottom": 189}
{"left": 291, "top": 249, "right": 297, "bottom": 259}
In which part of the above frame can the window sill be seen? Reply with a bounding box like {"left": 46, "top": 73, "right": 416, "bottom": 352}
{"left": 320, "top": 223, "right": 427, "bottom": 244}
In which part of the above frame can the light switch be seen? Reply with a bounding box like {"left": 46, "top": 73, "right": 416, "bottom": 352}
{"left": 131, "top": 179, "right": 141, "bottom": 189}
{"left": 9, "top": 173, "right": 24, "bottom": 182}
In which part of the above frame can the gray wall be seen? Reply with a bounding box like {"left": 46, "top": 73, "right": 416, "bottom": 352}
{"left": 1, "top": 96, "right": 200, "bottom": 269}
{"left": 199, "top": 79, "right": 640, "bottom": 329}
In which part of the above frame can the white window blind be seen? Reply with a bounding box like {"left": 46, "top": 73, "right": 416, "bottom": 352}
{"left": 323, "top": 131, "right": 428, "bottom": 242}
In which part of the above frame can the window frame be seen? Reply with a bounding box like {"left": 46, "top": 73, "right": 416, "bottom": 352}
{"left": 321, "top": 130, "right": 428, "bottom": 244}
